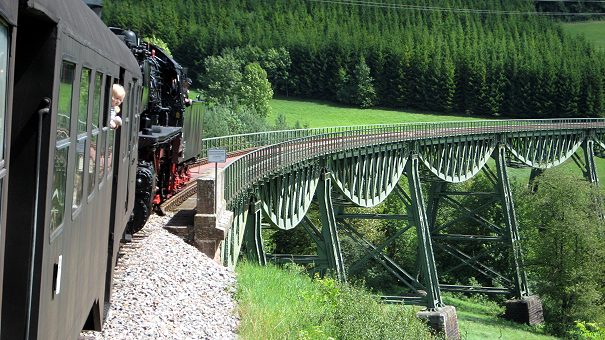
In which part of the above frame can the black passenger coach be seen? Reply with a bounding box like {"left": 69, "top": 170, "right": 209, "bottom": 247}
{"left": 0, "top": 0, "right": 144, "bottom": 338}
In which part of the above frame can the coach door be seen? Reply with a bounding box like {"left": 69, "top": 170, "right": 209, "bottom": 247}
{"left": 2, "top": 8, "right": 56, "bottom": 340}
{"left": 0, "top": 7, "right": 15, "bottom": 338}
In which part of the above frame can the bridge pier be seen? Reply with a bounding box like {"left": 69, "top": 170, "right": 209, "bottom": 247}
{"left": 417, "top": 305, "right": 460, "bottom": 340}
{"left": 193, "top": 172, "right": 233, "bottom": 263}
{"left": 581, "top": 139, "right": 598, "bottom": 183}
{"left": 406, "top": 155, "right": 442, "bottom": 310}
{"left": 494, "top": 145, "right": 529, "bottom": 299}
{"left": 503, "top": 296, "right": 544, "bottom": 325}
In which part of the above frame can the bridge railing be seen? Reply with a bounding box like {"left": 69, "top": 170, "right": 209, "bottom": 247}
{"left": 222, "top": 118, "right": 605, "bottom": 206}
{"left": 200, "top": 125, "right": 393, "bottom": 157}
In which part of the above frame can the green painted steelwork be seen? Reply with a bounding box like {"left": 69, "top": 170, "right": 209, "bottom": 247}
{"left": 243, "top": 200, "right": 266, "bottom": 266}
{"left": 506, "top": 130, "right": 585, "bottom": 168}
{"left": 259, "top": 163, "right": 320, "bottom": 230}
{"left": 418, "top": 136, "right": 495, "bottom": 182}
{"left": 216, "top": 119, "right": 605, "bottom": 309}
{"left": 494, "top": 145, "right": 530, "bottom": 298}
{"left": 317, "top": 171, "right": 347, "bottom": 282}
{"left": 582, "top": 139, "right": 598, "bottom": 183}
{"left": 407, "top": 155, "right": 443, "bottom": 309}
{"left": 331, "top": 145, "right": 407, "bottom": 207}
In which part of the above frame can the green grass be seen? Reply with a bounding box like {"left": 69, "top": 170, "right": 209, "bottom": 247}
{"left": 506, "top": 148, "right": 605, "bottom": 184}
{"left": 443, "top": 294, "right": 559, "bottom": 340}
{"left": 269, "top": 97, "right": 480, "bottom": 128}
{"left": 561, "top": 20, "right": 605, "bottom": 49}
{"left": 236, "top": 262, "right": 433, "bottom": 339}
{"left": 236, "top": 261, "right": 563, "bottom": 339}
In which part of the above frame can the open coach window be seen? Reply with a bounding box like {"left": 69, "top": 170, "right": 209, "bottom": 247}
{"left": 50, "top": 61, "right": 75, "bottom": 234}
{"left": 88, "top": 72, "right": 103, "bottom": 199}
{"left": 72, "top": 67, "right": 90, "bottom": 213}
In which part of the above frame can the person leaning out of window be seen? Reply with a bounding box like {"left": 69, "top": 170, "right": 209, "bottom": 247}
{"left": 110, "top": 83, "right": 125, "bottom": 129}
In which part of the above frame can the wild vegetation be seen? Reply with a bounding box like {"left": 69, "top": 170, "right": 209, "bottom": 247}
{"left": 236, "top": 261, "right": 433, "bottom": 339}
{"left": 105, "top": 0, "right": 605, "bottom": 117}
{"left": 517, "top": 172, "right": 605, "bottom": 337}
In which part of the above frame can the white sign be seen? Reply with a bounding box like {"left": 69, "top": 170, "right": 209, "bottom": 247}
{"left": 208, "top": 148, "right": 227, "bottom": 163}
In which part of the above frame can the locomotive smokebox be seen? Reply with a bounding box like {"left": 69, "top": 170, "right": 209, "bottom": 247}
{"left": 83, "top": 0, "right": 103, "bottom": 17}
{"left": 109, "top": 28, "right": 138, "bottom": 49}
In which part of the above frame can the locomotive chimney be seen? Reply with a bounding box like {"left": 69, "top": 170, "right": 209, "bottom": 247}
{"left": 83, "top": 0, "right": 103, "bottom": 18}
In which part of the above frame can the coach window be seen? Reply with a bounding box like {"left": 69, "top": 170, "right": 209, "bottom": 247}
{"left": 0, "top": 24, "right": 8, "bottom": 232}
{"left": 99, "top": 75, "right": 111, "bottom": 184}
{"left": 73, "top": 67, "right": 91, "bottom": 213}
{"left": 124, "top": 82, "right": 131, "bottom": 158}
{"left": 50, "top": 61, "right": 75, "bottom": 233}
{"left": 106, "top": 78, "right": 114, "bottom": 175}
{"left": 88, "top": 72, "right": 102, "bottom": 199}
{"left": 0, "top": 24, "right": 7, "bottom": 162}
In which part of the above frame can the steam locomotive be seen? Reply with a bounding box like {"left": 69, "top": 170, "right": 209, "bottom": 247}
{"left": 109, "top": 27, "right": 193, "bottom": 234}
{"left": 0, "top": 0, "right": 201, "bottom": 339}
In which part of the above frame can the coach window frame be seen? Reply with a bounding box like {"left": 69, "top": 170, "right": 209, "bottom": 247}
{"left": 106, "top": 77, "right": 115, "bottom": 179}
{"left": 50, "top": 60, "right": 76, "bottom": 237}
{"left": 72, "top": 65, "right": 92, "bottom": 217}
{"left": 122, "top": 81, "right": 130, "bottom": 162}
{"left": 0, "top": 22, "right": 9, "bottom": 236}
{"left": 99, "top": 75, "right": 111, "bottom": 186}
{"left": 88, "top": 71, "right": 103, "bottom": 201}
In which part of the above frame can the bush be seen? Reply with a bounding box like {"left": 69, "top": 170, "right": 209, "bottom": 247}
{"left": 202, "top": 103, "right": 268, "bottom": 138}
{"left": 567, "top": 321, "right": 605, "bottom": 340}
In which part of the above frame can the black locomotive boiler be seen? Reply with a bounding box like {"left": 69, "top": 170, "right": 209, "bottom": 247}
{"left": 0, "top": 0, "right": 144, "bottom": 339}
{"left": 109, "top": 27, "right": 194, "bottom": 234}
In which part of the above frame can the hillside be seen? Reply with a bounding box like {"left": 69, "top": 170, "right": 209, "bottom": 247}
{"left": 104, "top": 0, "right": 605, "bottom": 118}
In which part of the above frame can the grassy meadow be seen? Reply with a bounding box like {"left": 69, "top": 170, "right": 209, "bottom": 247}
{"left": 269, "top": 97, "right": 480, "bottom": 128}
{"left": 443, "top": 294, "right": 557, "bottom": 340}
{"left": 236, "top": 261, "right": 561, "bottom": 339}
{"left": 236, "top": 262, "right": 433, "bottom": 340}
{"left": 561, "top": 20, "right": 605, "bottom": 49}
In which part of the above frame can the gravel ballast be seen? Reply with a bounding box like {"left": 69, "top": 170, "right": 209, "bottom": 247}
{"left": 81, "top": 214, "right": 238, "bottom": 339}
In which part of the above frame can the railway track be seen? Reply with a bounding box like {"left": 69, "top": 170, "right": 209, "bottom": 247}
{"left": 159, "top": 148, "right": 255, "bottom": 213}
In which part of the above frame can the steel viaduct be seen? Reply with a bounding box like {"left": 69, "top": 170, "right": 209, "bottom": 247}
{"left": 189, "top": 118, "right": 605, "bottom": 339}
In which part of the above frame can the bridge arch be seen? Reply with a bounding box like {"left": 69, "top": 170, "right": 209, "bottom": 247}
{"left": 330, "top": 145, "right": 408, "bottom": 207}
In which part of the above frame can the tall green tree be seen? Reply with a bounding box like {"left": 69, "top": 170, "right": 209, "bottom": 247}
{"left": 239, "top": 62, "right": 273, "bottom": 118}
{"left": 202, "top": 54, "right": 243, "bottom": 105}
{"left": 518, "top": 172, "right": 605, "bottom": 336}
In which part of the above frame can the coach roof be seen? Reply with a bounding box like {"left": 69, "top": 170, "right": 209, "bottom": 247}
{"left": 0, "top": 1, "right": 18, "bottom": 25}
{"left": 23, "top": 0, "right": 141, "bottom": 77}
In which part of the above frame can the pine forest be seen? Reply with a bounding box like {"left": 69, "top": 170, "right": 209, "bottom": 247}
{"left": 104, "top": 0, "right": 605, "bottom": 117}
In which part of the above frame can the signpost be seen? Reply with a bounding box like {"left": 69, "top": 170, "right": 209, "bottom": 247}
{"left": 208, "top": 148, "right": 227, "bottom": 213}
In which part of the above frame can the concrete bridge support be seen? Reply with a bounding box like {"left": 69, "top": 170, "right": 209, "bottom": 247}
{"left": 193, "top": 172, "right": 233, "bottom": 263}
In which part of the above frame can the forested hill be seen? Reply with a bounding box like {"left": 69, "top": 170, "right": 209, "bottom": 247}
{"left": 103, "top": 0, "right": 605, "bottom": 118}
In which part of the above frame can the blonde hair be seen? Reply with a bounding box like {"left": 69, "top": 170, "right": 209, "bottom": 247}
{"left": 112, "top": 83, "right": 126, "bottom": 100}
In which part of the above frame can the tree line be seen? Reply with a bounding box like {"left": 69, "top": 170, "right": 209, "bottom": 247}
{"left": 104, "top": 0, "right": 605, "bottom": 118}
